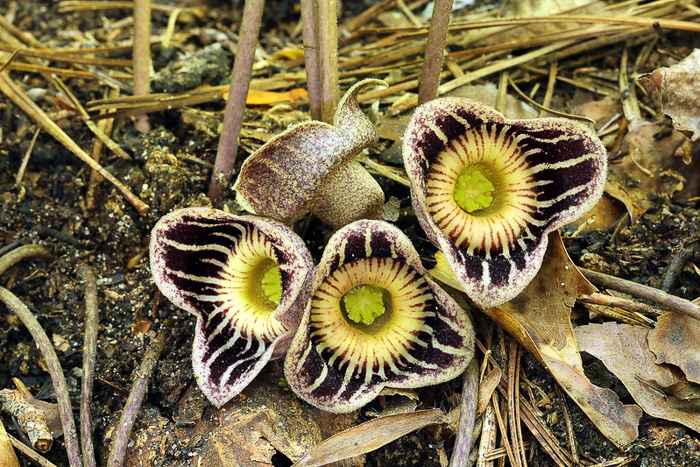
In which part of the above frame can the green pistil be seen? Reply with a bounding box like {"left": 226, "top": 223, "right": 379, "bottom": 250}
{"left": 342, "top": 284, "right": 386, "bottom": 325}
{"left": 454, "top": 166, "right": 495, "bottom": 213}
{"left": 260, "top": 263, "right": 282, "bottom": 306}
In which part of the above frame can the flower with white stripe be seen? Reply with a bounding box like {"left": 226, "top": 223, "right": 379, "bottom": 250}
{"left": 285, "top": 220, "right": 474, "bottom": 413}
{"left": 150, "top": 208, "right": 314, "bottom": 407}
{"left": 403, "top": 98, "right": 607, "bottom": 308}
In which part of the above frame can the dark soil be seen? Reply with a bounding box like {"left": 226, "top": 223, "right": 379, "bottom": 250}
{"left": 1, "top": 1, "right": 699, "bottom": 466}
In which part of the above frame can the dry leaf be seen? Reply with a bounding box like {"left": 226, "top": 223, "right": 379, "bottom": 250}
{"left": 638, "top": 49, "right": 700, "bottom": 141}
{"left": 236, "top": 88, "right": 308, "bottom": 106}
{"left": 294, "top": 409, "right": 445, "bottom": 467}
{"left": 486, "top": 231, "right": 641, "bottom": 447}
{"left": 606, "top": 122, "right": 689, "bottom": 220}
{"left": 0, "top": 420, "right": 20, "bottom": 467}
{"left": 576, "top": 322, "right": 700, "bottom": 433}
{"left": 648, "top": 312, "right": 700, "bottom": 384}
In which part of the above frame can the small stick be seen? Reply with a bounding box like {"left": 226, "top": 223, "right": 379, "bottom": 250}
{"left": 579, "top": 267, "right": 700, "bottom": 321}
{"left": 417, "top": 0, "right": 453, "bottom": 104}
{"left": 8, "top": 433, "right": 58, "bottom": 467}
{"left": 15, "top": 128, "right": 40, "bottom": 187}
{"left": 0, "top": 389, "right": 52, "bottom": 453}
{"left": 208, "top": 0, "right": 265, "bottom": 205}
{"left": 0, "top": 287, "right": 82, "bottom": 467}
{"left": 660, "top": 241, "right": 700, "bottom": 292}
{"left": 106, "top": 331, "right": 167, "bottom": 467}
{"left": 76, "top": 264, "right": 99, "bottom": 467}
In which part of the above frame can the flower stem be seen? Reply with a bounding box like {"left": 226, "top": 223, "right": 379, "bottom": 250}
{"left": 449, "top": 357, "right": 478, "bottom": 467}
{"left": 208, "top": 0, "right": 266, "bottom": 205}
{"left": 417, "top": 0, "right": 453, "bottom": 105}
{"left": 106, "top": 331, "right": 167, "bottom": 467}
{"left": 132, "top": 0, "right": 151, "bottom": 133}
{"left": 316, "top": 0, "right": 338, "bottom": 123}
{"left": 77, "top": 264, "right": 99, "bottom": 467}
{"left": 0, "top": 287, "right": 82, "bottom": 467}
{"left": 300, "top": 0, "right": 321, "bottom": 120}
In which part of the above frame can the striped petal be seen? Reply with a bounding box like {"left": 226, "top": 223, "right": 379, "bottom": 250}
{"left": 403, "top": 98, "right": 607, "bottom": 308}
{"left": 150, "top": 208, "right": 314, "bottom": 407}
{"left": 285, "top": 220, "right": 474, "bottom": 413}
{"left": 234, "top": 79, "right": 387, "bottom": 229}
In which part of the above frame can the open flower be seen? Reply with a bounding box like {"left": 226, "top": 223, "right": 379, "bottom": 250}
{"left": 150, "top": 208, "right": 314, "bottom": 407}
{"left": 234, "top": 79, "right": 386, "bottom": 229}
{"left": 403, "top": 98, "right": 607, "bottom": 308}
{"left": 285, "top": 220, "right": 474, "bottom": 413}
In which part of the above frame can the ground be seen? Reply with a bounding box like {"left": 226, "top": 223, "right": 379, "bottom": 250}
{"left": 1, "top": 0, "right": 700, "bottom": 466}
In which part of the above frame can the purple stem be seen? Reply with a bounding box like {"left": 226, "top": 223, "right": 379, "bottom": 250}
{"left": 76, "top": 264, "right": 98, "bottom": 467}
{"left": 208, "top": 0, "right": 266, "bottom": 206}
{"left": 106, "top": 332, "right": 167, "bottom": 467}
{"left": 580, "top": 267, "right": 700, "bottom": 321}
{"left": 0, "top": 287, "right": 82, "bottom": 467}
{"left": 449, "top": 357, "right": 478, "bottom": 467}
{"left": 300, "top": 0, "right": 321, "bottom": 121}
{"left": 133, "top": 0, "right": 151, "bottom": 133}
{"left": 417, "top": 0, "right": 453, "bottom": 105}
{"left": 316, "top": 0, "right": 338, "bottom": 123}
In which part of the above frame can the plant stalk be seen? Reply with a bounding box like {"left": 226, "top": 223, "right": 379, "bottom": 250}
{"left": 316, "top": 0, "right": 339, "bottom": 123}
{"left": 133, "top": 0, "right": 151, "bottom": 133}
{"left": 208, "top": 0, "right": 265, "bottom": 205}
{"left": 300, "top": 0, "right": 322, "bottom": 120}
{"left": 418, "top": 0, "right": 453, "bottom": 104}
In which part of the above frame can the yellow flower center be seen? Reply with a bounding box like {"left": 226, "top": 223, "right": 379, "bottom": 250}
{"left": 341, "top": 284, "right": 389, "bottom": 325}
{"left": 453, "top": 165, "right": 495, "bottom": 213}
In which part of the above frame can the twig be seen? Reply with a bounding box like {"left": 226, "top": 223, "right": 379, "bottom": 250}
{"left": 208, "top": 0, "right": 265, "bottom": 205}
{"left": 0, "top": 389, "right": 52, "bottom": 452}
{"left": 0, "top": 245, "right": 53, "bottom": 277}
{"left": 15, "top": 128, "right": 40, "bottom": 187}
{"left": 660, "top": 240, "right": 700, "bottom": 292}
{"left": 449, "top": 357, "right": 478, "bottom": 467}
{"left": 417, "top": 0, "right": 453, "bottom": 105}
{"left": 579, "top": 267, "right": 700, "bottom": 321}
{"left": 76, "top": 264, "right": 99, "bottom": 467}
{"left": 106, "top": 331, "right": 167, "bottom": 467}
{"left": 0, "top": 287, "right": 82, "bottom": 467}
{"left": 9, "top": 433, "right": 58, "bottom": 467}
{"left": 507, "top": 343, "right": 524, "bottom": 467}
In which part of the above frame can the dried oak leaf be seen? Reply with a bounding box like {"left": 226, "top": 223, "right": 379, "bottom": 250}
{"left": 638, "top": 49, "right": 700, "bottom": 141}
{"left": 648, "top": 312, "right": 700, "bottom": 384}
{"left": 576, "top": 322, "right": 700, "bottom": 433}
{"left": 431, "top": 231, "right": 642, "bottom": 447}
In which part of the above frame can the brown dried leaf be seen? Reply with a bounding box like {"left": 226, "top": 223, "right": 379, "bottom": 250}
{"left": 606, "top": 122, "right": 689, "bottom": 220}
{"left": 485, "top": 231, "right": 641, "bottom": 446}
{"left": 648, "top": 312, "right": 700, "bottom": 384}
{"left": 638, "top": 49, "right": 700, "bottom": 141}
{"left": 0, "top": 420, "right": 20, "bottom": 467}
{"left": 294, "top": 409, "right": 445, "bottom": 467}
{"left": 575, "top": 322, "right": 700, "bottom": 433}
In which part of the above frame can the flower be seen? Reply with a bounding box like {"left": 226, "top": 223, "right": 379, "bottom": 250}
{"left": 150, "top": 207, "right": 314, "bottom": 407}
{"left": 285, "top": 220, "right": 474, "bottom": 413}
{"left": 234, "top": 79, "right": 387, "bottom": 229}
{"left": 403, "top": 98, "right": 607, "bottom": 308}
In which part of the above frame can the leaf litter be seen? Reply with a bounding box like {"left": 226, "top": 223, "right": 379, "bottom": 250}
{"left": 0, "top": 0, "right": 700, "bottom": 465}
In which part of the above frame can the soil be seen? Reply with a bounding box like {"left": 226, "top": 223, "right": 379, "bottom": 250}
{"left": 1, "top": 1, "right": 700, "bottom": 466}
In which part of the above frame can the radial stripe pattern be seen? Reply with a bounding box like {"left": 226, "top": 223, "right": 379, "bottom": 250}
{"left": 404, "top": 98, "right": 607, "bottom": 308}
{"left": 150, "top": 208, "right": 313, "bottom": 407}
{"left": 285, "top": 220, "right": 474, "bottom": 413}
